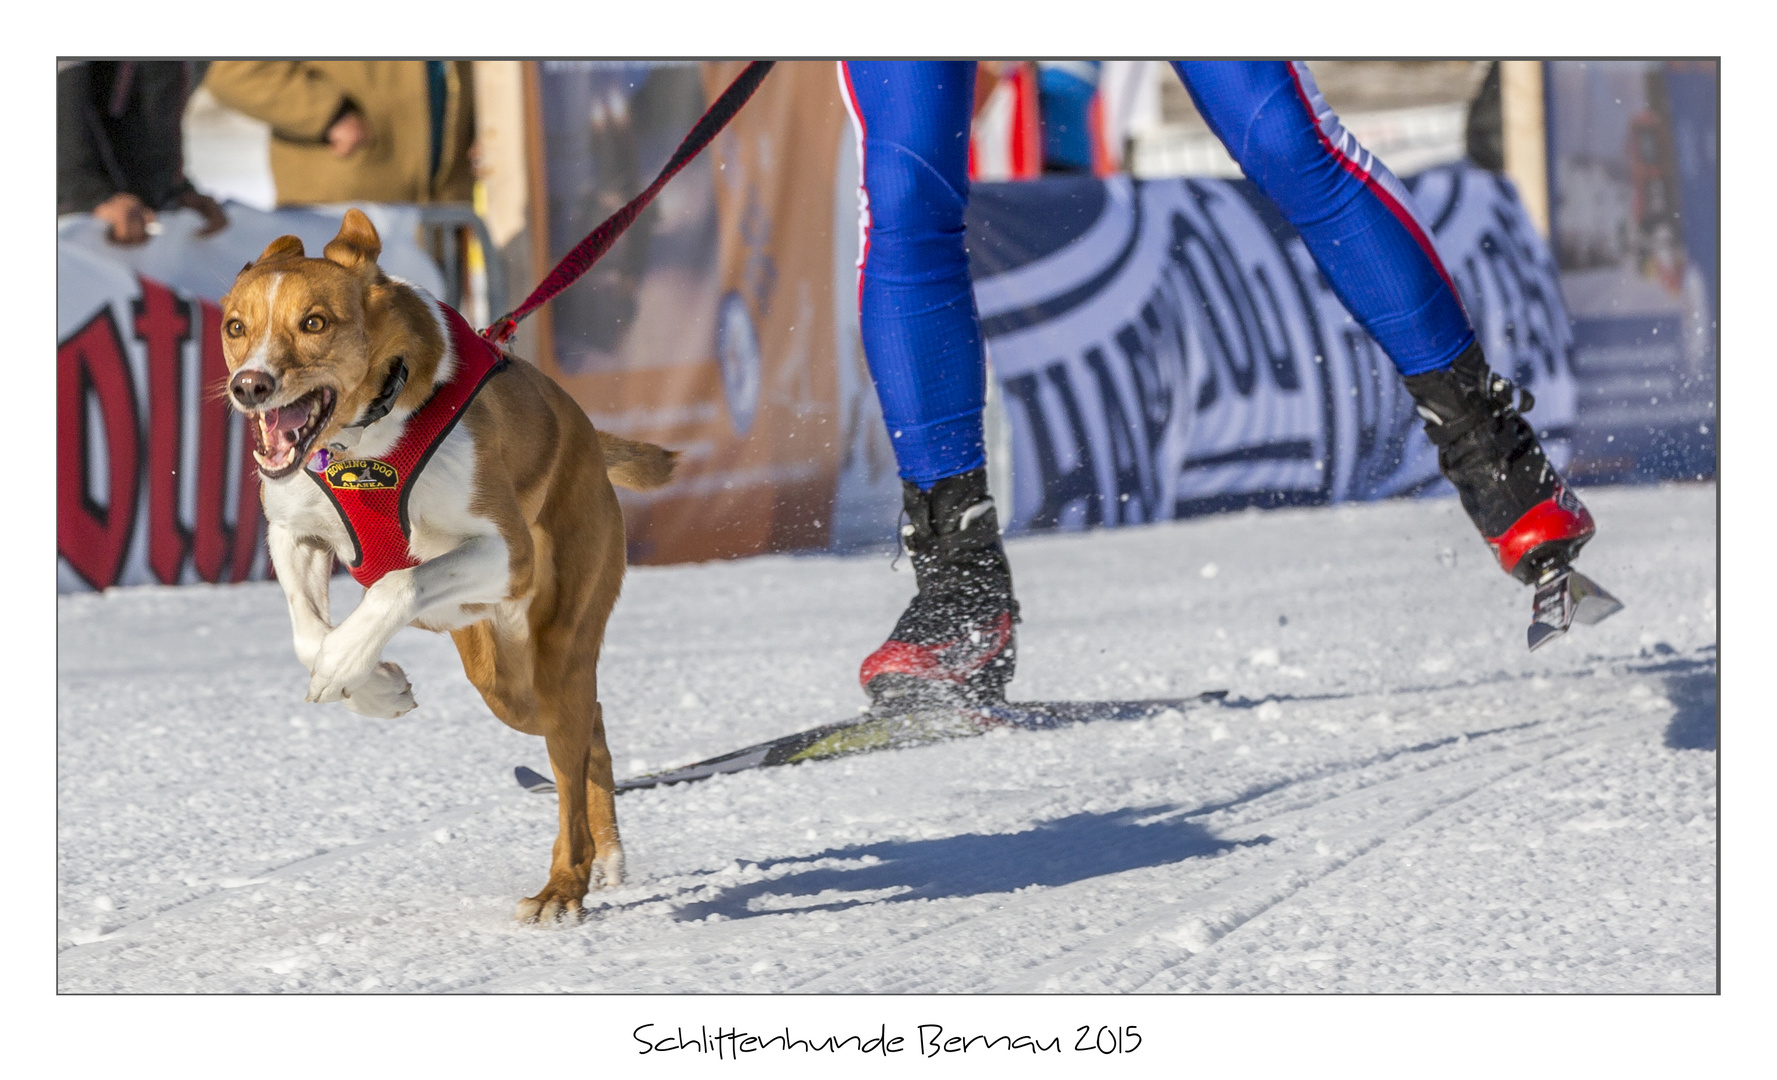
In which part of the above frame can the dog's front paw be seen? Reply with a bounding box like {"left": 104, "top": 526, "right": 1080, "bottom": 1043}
{"left": 342, "top": 662, "right": 416, "bottom": 718}
{"left": 306, "top": 630, "right": 381, "bottom": 704}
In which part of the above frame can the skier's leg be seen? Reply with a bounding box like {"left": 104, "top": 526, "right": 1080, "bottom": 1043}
{"left": 1174, "top": 60, "right": 1472, "bottom": 375}
{"left": 841, "top": 60, "right": 987, "bottom": 486}
{"left": 1174, "top": 60, "right": 1594, "bottom": 583}
{"left": 839, "top": 61, "right": 1018, "bottom": 704}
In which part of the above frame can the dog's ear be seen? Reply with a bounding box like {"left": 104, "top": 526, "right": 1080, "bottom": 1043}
{"left": 324, "top": 208, "right": 382, "bottom": 270}
{"left": 256, "top": 235, "right": 305, "bottom": 264}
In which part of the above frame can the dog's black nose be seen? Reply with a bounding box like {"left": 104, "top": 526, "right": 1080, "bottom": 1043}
{"left": 230, "top": 369, "right": 277, "bottom": 408}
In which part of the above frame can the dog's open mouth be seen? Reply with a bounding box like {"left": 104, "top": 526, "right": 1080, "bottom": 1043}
{"left": 250, "top": 387, "right": 337, "bottom": 479}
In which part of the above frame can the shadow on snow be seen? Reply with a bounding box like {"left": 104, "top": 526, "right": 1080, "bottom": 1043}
{"left": 1662, "top": 664, "right": 1718, "bottom": 751}
{"left": 672, "top": 807, "right": 1267, "bottom": 922}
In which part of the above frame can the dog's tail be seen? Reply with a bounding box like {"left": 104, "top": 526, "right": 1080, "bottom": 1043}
{"left": 598, "top": 432, "right": 678, "bottom": 491}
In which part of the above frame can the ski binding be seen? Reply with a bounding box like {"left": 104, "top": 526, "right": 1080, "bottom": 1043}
{"left": 1527, "top": 566, "right": 1624, "bottom": 651}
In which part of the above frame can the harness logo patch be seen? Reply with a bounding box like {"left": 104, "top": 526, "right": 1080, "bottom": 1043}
{"left": 324, "top": 458, "right": 399, "bottom": 490}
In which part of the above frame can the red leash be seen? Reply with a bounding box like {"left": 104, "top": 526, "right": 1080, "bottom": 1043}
{"left": 481, "top": 61, "right": 776, "bottom": 347}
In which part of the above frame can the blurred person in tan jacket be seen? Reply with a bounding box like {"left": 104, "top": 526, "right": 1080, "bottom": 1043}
{"left": 203, "top": 61, "right": 474, "bottom": 206}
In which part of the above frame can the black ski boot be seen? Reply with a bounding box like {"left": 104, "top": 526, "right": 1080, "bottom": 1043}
{"left": 1402, "top": 342, "right": 1620, "bottom": 648}
{"left": 860, "top": 468, "right": 1020, "bottom": 706}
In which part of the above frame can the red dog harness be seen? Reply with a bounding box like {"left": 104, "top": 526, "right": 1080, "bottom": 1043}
{"left": 308, "top": 304, "right": 507, "bottom": 587}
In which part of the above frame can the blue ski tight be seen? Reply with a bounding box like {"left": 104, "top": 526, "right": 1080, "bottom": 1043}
{"left": 839, "top": 60, "right": 1477, "bottom": 488}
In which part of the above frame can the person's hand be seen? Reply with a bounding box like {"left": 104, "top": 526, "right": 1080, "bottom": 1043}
{"left": 93, "top": 192, "right": 156, "bottom": 245}
{"left": 176, "top": 189, "right": 229, "bottom": 237}
{"left": 327, "top": 107, "right": 369, "bottom": 158}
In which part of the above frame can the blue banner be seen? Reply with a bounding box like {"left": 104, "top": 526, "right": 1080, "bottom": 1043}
{"left": 965, "top": 164, "right": 1578, "bottom": 535}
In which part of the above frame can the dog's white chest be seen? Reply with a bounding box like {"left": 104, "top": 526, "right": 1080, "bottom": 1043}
{"left": 261, "top": 470, "right": 354, "bottom": 562}
{"left": 403, "top": 425, "right": 491, "bottom": 563}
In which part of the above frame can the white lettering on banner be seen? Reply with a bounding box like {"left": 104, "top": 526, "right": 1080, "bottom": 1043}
{"left": 973, "top": 164, "right": 1577, "bottom": 535}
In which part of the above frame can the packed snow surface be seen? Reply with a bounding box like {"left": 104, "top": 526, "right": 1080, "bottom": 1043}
{"left": 57, "top": 483, "right": 1716, "bottom": 993}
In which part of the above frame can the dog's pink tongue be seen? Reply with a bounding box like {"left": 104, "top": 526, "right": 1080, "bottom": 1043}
{"left": 264, "top": 400, "right": 311, "bottom": 435}
{"left": 261, "top": 401, "right": 311, "bottom": 452}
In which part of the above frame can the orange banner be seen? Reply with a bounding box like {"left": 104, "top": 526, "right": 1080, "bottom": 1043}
{"left": 528, "top": 61, "right": 851, "bottom": 564}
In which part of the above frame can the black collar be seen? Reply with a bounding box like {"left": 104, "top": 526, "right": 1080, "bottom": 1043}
{"left": 347, "top": 359, "right": 408, "bottom": 429}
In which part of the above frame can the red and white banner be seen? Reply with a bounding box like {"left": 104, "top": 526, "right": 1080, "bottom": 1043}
{"left": 57, "top": 204, "right": 449, "bottom": 591}
{"left": 57, "top": 248, "right": 263, "bottom": 591}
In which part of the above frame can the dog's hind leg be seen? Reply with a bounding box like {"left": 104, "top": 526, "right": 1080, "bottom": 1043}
{"left": 556, "top": 540, "right": 627, "bottom": 893}
{"left": 583, "top": 698, "right": 625, "bottom": 889}
{"left": 518, "top": 722, "right": 598, "bottom": 923}
{"left": 517, "top": 656, "right": 623, "bottom": 920}
{"left": 451, "top": 614, "right": 592, "bottom": 922}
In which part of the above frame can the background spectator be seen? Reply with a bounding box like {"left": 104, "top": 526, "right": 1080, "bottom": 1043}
{"left": 59, "top": 61, "right": 228, "bottom": 245}
{"left": 1036, "top": 60, "right": 1102, "bottom": 174}
{"left": 202, "top": 61, "right": 475, "bottom": 206}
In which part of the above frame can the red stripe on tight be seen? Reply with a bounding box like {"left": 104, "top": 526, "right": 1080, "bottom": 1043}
{"left": 839, "top": 61, "right": 870, "bottom": 310}
{"left": 1284, "top": 65, "right": 1462, "bottom": 301}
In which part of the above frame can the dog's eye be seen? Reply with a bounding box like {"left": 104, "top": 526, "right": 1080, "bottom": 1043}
{"left": 302, "top": 314, "right": 328, "bottom": 333}
{"left": 225, "top": 319, "right": 245, "bottom": 338}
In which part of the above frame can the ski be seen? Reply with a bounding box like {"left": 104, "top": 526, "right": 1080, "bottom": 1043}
{"left": 514, "top": 690, "right": 1229, "bottom": 796}
{"left": 514, "top": 765, "right": 556, "bottom": 794}
{"left": 1527, "top": 567, "right": 1624, "bottom": 651}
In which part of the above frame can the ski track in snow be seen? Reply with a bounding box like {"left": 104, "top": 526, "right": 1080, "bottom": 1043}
{"left": 57, "top": 484, "right": 1717, "bottom": 993}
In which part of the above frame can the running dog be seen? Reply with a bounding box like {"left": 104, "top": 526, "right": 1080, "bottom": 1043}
{"left": 221, "top": 209, "right": 675, "bottom": 921}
